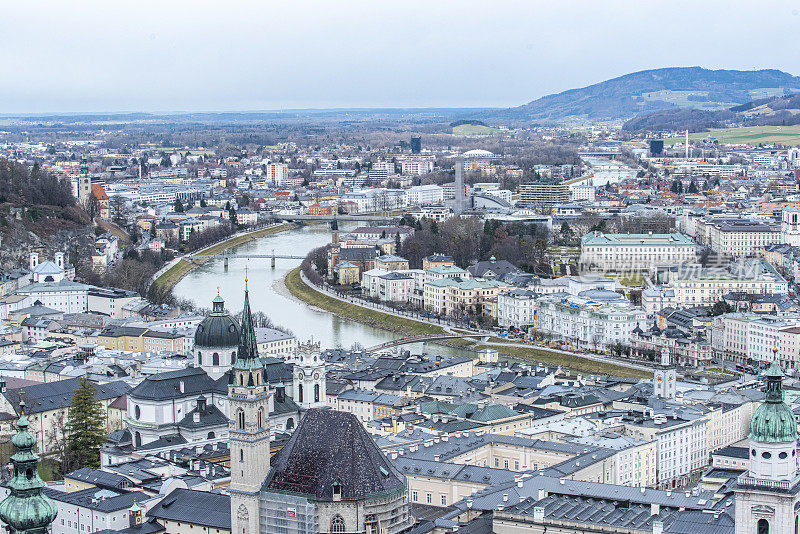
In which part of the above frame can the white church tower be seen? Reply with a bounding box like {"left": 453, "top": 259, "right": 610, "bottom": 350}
{"left": 653, "top": 343, "right": 676, "bottom": 399}
{"left": 229, "top": 280, "right": 270, "bottom": 534}
{"left": 290, "top": 341, "right": 326, "bottom": 409}
{"left": 781, "top": 207, "right": 800, "bottom": 247}
{"left": 734, "top": 348, "right": 800, "bottom": 534}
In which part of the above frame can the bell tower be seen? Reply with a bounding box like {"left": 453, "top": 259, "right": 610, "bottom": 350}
{"left": 734, "top": 347, "right": 800, "bottom": 534}
{"left": 229, "top": 279, "right": 270, "bottom": 534}
{"left": 291, "top": 341, "right": 326, "bottom": 409}
{"left": 653, "top": 343, "right": 676, "bottom": 399}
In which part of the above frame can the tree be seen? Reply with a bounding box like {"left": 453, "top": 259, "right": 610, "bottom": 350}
{"left": 229, "top": 207, "right": 238, "bottom": 226}
{"left": 66, "top": 378, "right": 106, "bottom": 469}
{"left": 174, "top": 198, "right": 184, "bottom": 213}
{"left": 200, "top": 198, "right": 207, "bottom": 207}
{"left": 688, "top": 180, "right": 698, "bottom": 194}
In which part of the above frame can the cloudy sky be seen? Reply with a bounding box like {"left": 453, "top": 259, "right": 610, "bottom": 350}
{"left": 2, "top": 0, "right": 799, "bottom": 113}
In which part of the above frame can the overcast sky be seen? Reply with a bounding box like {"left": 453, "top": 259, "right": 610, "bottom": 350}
{"left": 2, "top": 0, "right": 799, "bottom": 113}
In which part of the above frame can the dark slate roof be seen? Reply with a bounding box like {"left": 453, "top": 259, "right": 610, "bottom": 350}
{"left": 265, "top": 409, "right": 406, "bottom": 501}
{"left": 467, "top": 259, "right": 521, "bottom": 278}
{"left": 128, "top": 367, "right": 221, "bottom": 401}
{"left": 95, "top": 518, "right": 165, "bottom": 534}
{"left": 177, "top": 404, "right": 228, "bottom": 430}
{"left": 147, "top": 488, "right": 230, "bottom": 530}
{"left": 64, "top": 467, "right": 131, "bottom": 490}
{"left": 44, "top": 487, "right": 148, "bottom": 513}
{"left": 4, "top": 378, "right": 129, "bottom": 415}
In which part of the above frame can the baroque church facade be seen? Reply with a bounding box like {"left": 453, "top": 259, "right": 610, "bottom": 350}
{"left": 106, "top": 286, "right": 324, "bottom": 464}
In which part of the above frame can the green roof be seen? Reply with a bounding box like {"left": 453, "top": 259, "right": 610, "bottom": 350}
{"left": 750, "top": 359, "right": 798, "bottom": 443}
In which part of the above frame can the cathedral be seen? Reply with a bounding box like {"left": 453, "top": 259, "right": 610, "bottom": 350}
{"left": 107, "top": 283, "right": 325, "bottom": 463}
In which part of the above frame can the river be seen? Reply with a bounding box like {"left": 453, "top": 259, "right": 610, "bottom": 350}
{"left": 173, "top": 223, "right": 467, "bottom": 356}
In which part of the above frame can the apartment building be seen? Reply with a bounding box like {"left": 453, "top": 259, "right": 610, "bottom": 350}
{"left": 497, "top": 289, "right": 538, "bottom": 330}
{"left": 423, "top": 278, "right": 511, "bottom": 316}
{"left": 642, "top": 261, "right": 788, "bottom": 314}
{"left": 722, "top": 313, "right": 800, "bottom": 365}
{"left": 536, "top": 293, "right": 647, "bottom": 350}
{"left": 704, "top": 218, "right": 780, "bottom": 257}
{"left": 518, "top": 182, "right": 569, "bottom": 207}
{"left": 580, "top": 232, "right": 696, "bottom": 272}
{"left": 405, "top": 184, "right": 444, "bottom": 205}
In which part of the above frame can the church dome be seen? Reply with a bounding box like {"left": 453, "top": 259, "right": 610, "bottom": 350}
{"left": 750, "top": 359, "right": 798, "bottom": 443}
{"left": 194, "top": 294, "right": 240, "bottom": 348}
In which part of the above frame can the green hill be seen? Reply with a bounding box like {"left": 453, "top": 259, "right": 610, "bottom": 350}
{"left": 492, "top": 67, "right": 800, "bottom": 123}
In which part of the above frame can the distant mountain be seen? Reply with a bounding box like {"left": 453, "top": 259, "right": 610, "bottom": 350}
{"left": 622, "top": 93, "right": 800, "bottom": 131}
{"left": 493, "top": 67, "right": 800, "bottom": 123}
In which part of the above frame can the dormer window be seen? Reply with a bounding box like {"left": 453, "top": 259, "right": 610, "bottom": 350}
{"left": 332, "top": 481, "right": 342, "bottom": 501}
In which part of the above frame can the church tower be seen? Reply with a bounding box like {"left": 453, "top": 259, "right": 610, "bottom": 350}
{"left": 229, "top": 279, "right": 271, "bottom": 534}
{"left": 735, "top": 348, "right": 800, "bottom": 534}
{"left": 653, "top": 343, "right": 676, "bottom": 399}
{"left": 291, "top": 341, "right": 326, "bottom": 409}
{"left": 0, "top": 401, "right": 58, "bottom": 534}
{"left": 77, "top": 155, "right": 92, "bottom": 208}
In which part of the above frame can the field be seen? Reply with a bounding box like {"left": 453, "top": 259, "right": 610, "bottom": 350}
{"left": 452, "top": 124, "right": 502, "bottom": 136}
{"left": 662, "top": 125, "right": 800, "bottom": 146}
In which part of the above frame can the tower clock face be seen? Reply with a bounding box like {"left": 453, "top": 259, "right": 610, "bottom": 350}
{"left": 668, "top": 375, "right": 673, "bottom": 381}
{"left": 298, "top": 372, "right": 304, "bottom": 380}
{"left": 657, "top": 375, "right": 663, "bottom": 382}
{"left": 314, "top": 372, "right": 320, "bottom": 380}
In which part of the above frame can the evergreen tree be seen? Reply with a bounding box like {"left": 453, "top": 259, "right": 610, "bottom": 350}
{"left": 688, "top": 180, "right": 698, "bottom": 194}
{"left": 174, "top": 198, "right": 184, "bottom": 213}
{"left": 66, "top": 378, "right": 106, "bottom": 468}
{"left": 200, "top": 198, "right": 207, "bottom": 207}
{"left": 229, "top": 207, "right": 238, "bottom": 225}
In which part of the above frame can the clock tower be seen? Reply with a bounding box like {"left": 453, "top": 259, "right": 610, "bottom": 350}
{"left": 653, "top": 343, "right": 676, "bottom": 399}
{"left": 290, "top": 341, "right": 326, "bottom": 409}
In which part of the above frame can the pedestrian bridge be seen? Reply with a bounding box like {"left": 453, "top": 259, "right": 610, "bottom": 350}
{"left": 366, "top": 333, "right": 489, "bottom": 353}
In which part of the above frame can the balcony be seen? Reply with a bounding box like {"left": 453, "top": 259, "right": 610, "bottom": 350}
{"left": 737, "top": 473, "right": 795, "bottom": 491}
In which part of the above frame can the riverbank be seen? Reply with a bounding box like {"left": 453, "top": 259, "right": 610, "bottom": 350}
{"left": 284, "top": 267, "right": 650, "bottom": 378}
{"left": 284, "top": 267, "right": 447, "bottom": 337}
{"left": 152, "top": 223, "right": 295, "bottom": 294}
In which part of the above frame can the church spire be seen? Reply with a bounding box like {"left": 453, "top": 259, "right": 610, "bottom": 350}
{"left": 237, "top": 277, "right": 259, "bottom": 362}
{"left": 0, "top": 402, "right": 58, "bottom": 534}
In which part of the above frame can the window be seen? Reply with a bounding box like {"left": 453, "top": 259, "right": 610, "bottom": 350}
{"left": 758, "top": 518, "right": 769, "bottom": 534}
{"left": 441, "top": 494, "right": 447, "bottom": 506}
{"left": 239, "top": 449, "right": 244, "bottom": 462}
{"left": 314, "top": 384, "right": 320, "bottom": 403}
{"left": 298, "top": 384, "right": 304, "bottom": 404}
{"left": 426, "top": 493, "right": 432, "bottom": 504}
{"left": 213, "top": 352, "right": 220, "bottom": 366}
{"left": 197, "top": 351, "right": 202, "bottom": 365}
{"left": 134, "top": 405, "right": 141, "bottom": 420}
{"left": 237, "top": 409, "right": 245, "bottom": 430}
{"left": 330, "top": 515, "right": 345, "bottom": 533}
{"left": 412, "top": 491, "right": 418, "bottom": 501}
{"left": 257, "top": 408, "right": 264, "bottom": 429}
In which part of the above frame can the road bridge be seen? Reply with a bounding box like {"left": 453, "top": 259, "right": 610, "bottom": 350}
{"left": 189, "top": 251, "right": 305, "bottom": 268}
{"left": 269, "top": 213, "right": 400, "bottom": 222}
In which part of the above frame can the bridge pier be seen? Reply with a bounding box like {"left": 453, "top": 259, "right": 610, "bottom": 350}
{"left": 224, "top": 257, "right": 228, "bottom": 270}
{"left": 271, "top": 256, "right": 275, "bottom": 269}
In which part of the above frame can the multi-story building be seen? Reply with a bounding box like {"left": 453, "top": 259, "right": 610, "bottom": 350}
{"left": 264, "top": 163, "right": 288, "bottom": 185}
{"left": 722, "top": 313, "right": 800, "bottom": 365}
{"left": 536, "top": 292, "right": 647, "bottom": 350}
{"left": 405, "top": 184, "right": 444, "bottom": 205}
{"left": 581, "top": 231, "right": 696, "bottom": 272}
{"left": 703, "top": 218, "right": 780, "bottom": 257}
{"left": 642, "top": 261, "right": 788, "bottom": 314}
{"left": 424, "top": 278, "right": 511, "bottom": 316}
{"left": 518, "top": 182, "right": 569, "bottom": 207}
{"left": 497, "top": 289, "right": 538, "bottom": 330}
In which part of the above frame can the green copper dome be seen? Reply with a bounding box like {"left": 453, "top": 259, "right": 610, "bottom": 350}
{"left": 749, "top": 359, "right": 798, "bottom": 443}
{"left": 0, "top": 406, "right": 58, "bottom": 534}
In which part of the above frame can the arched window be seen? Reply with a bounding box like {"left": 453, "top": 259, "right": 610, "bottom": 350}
{"left": 330, "top": 515, "right": 345, "bottom": 533}
{"left": 239, "top": 449, "right": 244, "bottom": 462}
{"left": 213, "top": 352, "right": 220, "bottom": 366}
{"left": 207, "top": 431, "right": 215, "bottom": 439}
{"left": 258, "top": 408, "right": 264, "bottom": 430}
{"left": 134, "top": 405, "right": 141, "bottom": 420}
{"left": 237, "top": 409, "right": 245, "bottom": 430}
{"left": 231, "top": 351, "right": 236, "bottom": 364}
{"left": 758, "top": 518, "right": 770, "bottom": 534}
{"left": 197, "top": 351, "right": 202, "bottom": 365}
{"left": 314, "top": 384, "right": 320, "bottom": 403}
{"left": 286, "top": 418, "right": 294, "bottom": 430}
{"left": 134, "top": 431, "right": 141, "bottom": 448}
{"left": 365, "top": 514, "right": 378, "bottom": 534}
{"left": 298, "top": 384, "right": 304, "bottom": 404}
